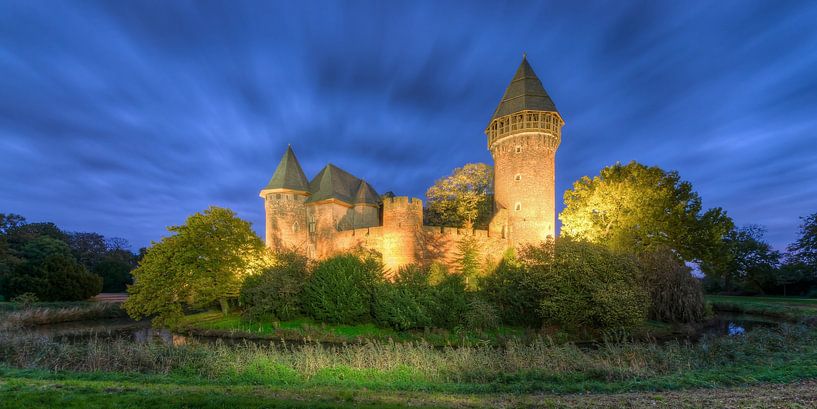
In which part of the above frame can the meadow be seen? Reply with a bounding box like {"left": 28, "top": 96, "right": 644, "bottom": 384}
{"left": 2, "top": 297, "right": 817, "bottom": 408}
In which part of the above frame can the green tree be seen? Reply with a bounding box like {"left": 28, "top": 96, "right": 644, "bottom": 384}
{"left": 1, "top": 254, "right": 101, "bottom": 301}
{"left": 124, "top": 207, "right": 266, "bottom": 325}
{"left": 0, "top": 213, "right": 26, "bottom": 235}
{"left": 301, "top": 253, "right": 383, "bottom": 324}
{"left": 701, "top": 225, "right": 781, "bottom": 293}
{"left": 560, "top": 161, "right": 733, "bottom": 263}
{"left": 20, "top": 236, "right": 73, "bottom": 263}
{"left": 239, "top": 250, "right": 309, "bottom": 321}
{"left": 455, "top": 235, "right": 481, "bottom": 289}
{"left": 425, "top": 163, "right": 493, "bottom": 228}
{"left": 537, "top": 238, "right": 649, "bottom": 330}
{"left": 789, "top": 213, "right": 817, "bottom": 271}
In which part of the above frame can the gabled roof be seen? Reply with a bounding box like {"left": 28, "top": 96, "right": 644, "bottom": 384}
{"left": 490, "top": 56, "right": 559, "bottom": 122}
{"left": 305, "top": 164, "right": 380, "bottom": 206}
{"left": 263, "top": 146, "right": 309, "bottom": 192}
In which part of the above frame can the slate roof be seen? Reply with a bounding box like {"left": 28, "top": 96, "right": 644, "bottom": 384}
{"left": 490, "top": 56, "right": 559, "bottom": 122}
{"left": 305, "top": 163, "right": 381, "bottom": 206}
{"left": 354, "top": 180, "right": 380, "bottom": 205}
{"left": 263, "top": 145, "right": 309, "bottom": 192}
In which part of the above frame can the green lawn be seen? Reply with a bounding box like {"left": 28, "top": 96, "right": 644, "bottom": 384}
{"left": 707, "top": 295, "right": 817, "bottom": 321}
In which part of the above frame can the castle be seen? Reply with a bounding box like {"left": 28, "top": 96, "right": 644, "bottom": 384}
{"left": 260, "top": 56, "right": 564, "bottom": 272}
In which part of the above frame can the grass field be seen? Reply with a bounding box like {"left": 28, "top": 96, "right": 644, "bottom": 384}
{"left": 3, "top": 365, "right": 817, "bottom": 408}
{"left": 707, "top": 295, "right": 817, "bottom": 321}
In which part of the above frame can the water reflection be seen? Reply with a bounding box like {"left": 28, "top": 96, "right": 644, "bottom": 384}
{"left": 727, "top": 322, "right": 746, "bottom": 336}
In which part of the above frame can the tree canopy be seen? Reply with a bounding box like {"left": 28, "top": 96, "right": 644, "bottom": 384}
{"left": 425, "top": 163, "right": 493, "bottom": 228}
{"left": 124, "top": 206, "right": 267, "bottom": 325}
{"left": 789, "top": 212, "right": 817, "bottom": 270}
{"left": 700, "top": 225, "right": 781, "bottom": 293}
{"left": 559, "top": 161, "right": 733, "bottom": 263}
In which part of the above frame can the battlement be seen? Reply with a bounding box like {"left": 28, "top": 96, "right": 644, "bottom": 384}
{"left": 422, "top": 225, "right": 492, "bottom": 238}
{"left": 382, "top": 196, "right": 423, "bottom": 208}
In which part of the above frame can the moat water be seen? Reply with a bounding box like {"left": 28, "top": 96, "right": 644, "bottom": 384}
{"left": 13, "top": 312, "right": 783, "bottom": 348}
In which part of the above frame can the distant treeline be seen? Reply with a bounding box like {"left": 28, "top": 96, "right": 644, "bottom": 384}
{"left": 0, "top": 213, "right": 138, "bottom": 302}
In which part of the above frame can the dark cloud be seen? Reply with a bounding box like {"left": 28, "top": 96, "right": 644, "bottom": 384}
{"left": 1, "top": 0, "right": 816, "bottom": 249}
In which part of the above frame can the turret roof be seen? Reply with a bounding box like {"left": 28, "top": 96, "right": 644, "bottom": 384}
{"left": 490, "top": 55, "right": 559, "bottom": 122}
{"left": 263, "top": 145, "right": 309, "bottom": 192}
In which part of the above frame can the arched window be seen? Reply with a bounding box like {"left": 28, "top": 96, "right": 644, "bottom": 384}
{"left": 514, "top": 202, "right": 522, "bottom": 211}
{"left": 292, "top": 222, "right": 300, "bottom": 232}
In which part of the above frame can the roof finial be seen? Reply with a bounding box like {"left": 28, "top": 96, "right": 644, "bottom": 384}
{"left": 522, "top": 51, "right": 527, "bottom": 60}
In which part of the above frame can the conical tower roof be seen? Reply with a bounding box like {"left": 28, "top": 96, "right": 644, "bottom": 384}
{"left": 354, "top": 180, "right": 381, "bottom": 206}
{"left": 490, "top": 56, "right": 559, "bottom": 122}
{"left": 262, "top": 146, "right": 309, "bottom": 192}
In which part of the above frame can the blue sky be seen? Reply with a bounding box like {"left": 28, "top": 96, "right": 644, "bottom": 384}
{"left": 1, "top": 0, "right": 816, "bottom": 250}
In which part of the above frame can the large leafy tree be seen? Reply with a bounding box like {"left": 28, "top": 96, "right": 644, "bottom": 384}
{"left": 560, "top": 161, "right": 732, "bottom": 263}
{"left": 701, "top": 225, "right": 781, "bottom": 293}
{"left": 124, "top": 207, "right": 267, "bottom": 325}
{"left": 425, "top": 163, "right": 493, "bottom": 228}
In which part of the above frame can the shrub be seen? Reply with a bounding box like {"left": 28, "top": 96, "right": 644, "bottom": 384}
{"left": 427, "top": 272, "right": 470, "bottom": 329}
{"left": 373, "top": 264, "right": 433, "bottom": 330}
{"left": 537, "top": 239, "right": 649, "bottom": 330}
{"left": 9, "top": 292, "right": 38, "bottom": 309}
{"left": 1, "top": 254, "right": 102, "bottom": 301}
{"left": 480, "top": 249, "right": 548, "bottom": 327}
{"left": 239, "top": 250, "right": 309, "bottom": 321}
{"left": 638, "top": 248, "right": 706, "bottom": 323}
{"left": 301, "top": 253, "right": 383, "bottom": 324}
{"left": 463, "top": 298, "right": 500, "bottom": 331}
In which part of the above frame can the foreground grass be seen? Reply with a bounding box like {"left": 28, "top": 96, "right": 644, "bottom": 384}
{"left": 707, "top": 295, "right": 817, "bottom": 321}
{"left": 3, "top": 321, "right": 817, "bottom": 394}
{"left": 3, "top": 367, "right": 817, "bottom": 409}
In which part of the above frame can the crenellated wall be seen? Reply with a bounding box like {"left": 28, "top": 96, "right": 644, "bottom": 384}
{"left": 266, "top": 195, "right": 512, "bottom": 275}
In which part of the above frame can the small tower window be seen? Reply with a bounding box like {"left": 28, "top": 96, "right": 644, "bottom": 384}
{"left": 514, "top": 174, "right": 522, "bottom": 181}
{"left": 276, "top": 193, "right": 282, "bottom": 200}
{"left": 514, "top": 202, "right": 522, "bottom": 211}
{"left": 515, "top": 146, "right": 522, "bottom": 153}
{"left": 292, "top": 222, "right": 300, "bottom": 232}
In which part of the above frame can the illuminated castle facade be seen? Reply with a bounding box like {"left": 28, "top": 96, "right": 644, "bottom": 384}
{"left": 260, "top": 56, "right": 563, "bottom": 271}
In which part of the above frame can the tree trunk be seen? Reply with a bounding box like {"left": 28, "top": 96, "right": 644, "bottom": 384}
{"left": 219, "top": 298, "right": 229, "bottom": 315}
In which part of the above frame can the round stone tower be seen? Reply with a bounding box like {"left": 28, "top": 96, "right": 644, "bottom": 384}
{"left": 486, "top": 56, "right": 564, "bottom": 245}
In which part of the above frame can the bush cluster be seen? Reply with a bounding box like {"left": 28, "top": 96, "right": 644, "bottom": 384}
{"left": 239, "top": 238, "right": 706, "bottom": 333}
{"left": 482, "top": 239, "right": 651, "bottom": 331}
{"left": 240, "top": 252, "right": 480, "bottom": 330}
{"left": 239, "top": 251, "right": 309, "bottom": 321}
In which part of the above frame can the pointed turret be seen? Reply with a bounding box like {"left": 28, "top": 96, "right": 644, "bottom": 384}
{"left": 490, "top": 55, "right": 559, "bottom": 123}
{"left": 262, "top": 146, "right": 309, "bottom": 193}
{"left": 485, "top": 55, "right": 564, "bottom": 245}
